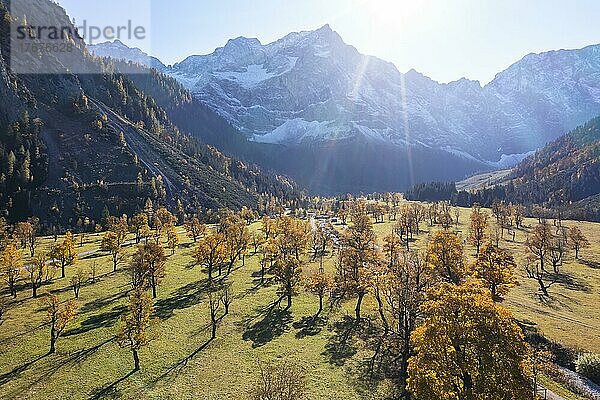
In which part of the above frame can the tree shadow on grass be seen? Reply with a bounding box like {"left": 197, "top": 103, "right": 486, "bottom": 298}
{"left": 519, "top": 322, "right": 578, "bottom": 370}
{"left": 241, "top": 302, "right": 293, "bottom": 348}
{"left": 322, "top": 316, "right": 379, "bottom": 367}
{"left": 581, "top": 259, "right": 600, "bottom": 269}
{"left": 50, "top": 283, "right": 80, "bottom": 295}
{"left": 249, "top": 270, "right": 275, "bottom": 289}
{"left": 150, "top": 338, "right": 214, "bottom": 385}
{"left": 321, "top": 316, "right": 387, "bottom": 397}
{"left": 80, "top": 252, "right": 105, "bottom": 261}
{"left": 4, "top": 337, "right": 114, "bottom": 397}
{"left": 79, "top": 290, "right": 130, "bottom": 314}
{"left": 553, "top": 272, "right": 591, "bottom": 293}
{"left": 183, "top": 260, "right": 197, "bottom": 270}
{"left": 0, "top": 322, "right": 46, "bottom": 346}
{"left": 154, "top": 280, "right": 209, "bottom": 320}
{"left": 293, "top": 315, "right": 327, "bottom": 339}
{"left": 322, "top": 316, "right": 359, "bottom": 366}
{"left": 236, "top": 273, "right": 274, "bottom": 300}
{"left": 187, "top": 322, "right": 213, "bottom": 338}
{"left": 531, "top": 290, "right": 579, "bottom": 312}
{"left": 64, "top": 305, "right": 127, "bottom": 336}
{"left": 88, "top": 369, "right": 135, "bottom": 400}
{"left": 0, "top": 354, "right": 47, "bottom": 386}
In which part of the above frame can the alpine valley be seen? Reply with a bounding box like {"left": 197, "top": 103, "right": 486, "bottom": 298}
{"left": 91, "top": 26, "right": 600, "bottom": 194}
{"left": 3, "top": 3, "right": 600, "bottom": 400}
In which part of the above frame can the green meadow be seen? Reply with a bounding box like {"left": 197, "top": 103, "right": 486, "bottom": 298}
{"left": 1, "top": 206, "right": 598, "bottom": 399}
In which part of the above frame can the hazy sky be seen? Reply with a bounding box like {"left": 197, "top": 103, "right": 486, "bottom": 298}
{"left": 57, "top": 0, "right": 600, "bottom": 84}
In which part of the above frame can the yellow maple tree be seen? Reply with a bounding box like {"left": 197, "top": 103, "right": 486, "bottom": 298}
{"left": 407, "top": 282, "right": 532, "bottom": 400}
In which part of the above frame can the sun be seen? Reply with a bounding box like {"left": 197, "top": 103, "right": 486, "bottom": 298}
{"left": 355, "top": 0, "right": 428, "bottom": 33}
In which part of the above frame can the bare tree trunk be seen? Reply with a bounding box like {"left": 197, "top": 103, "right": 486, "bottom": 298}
{"left": 49, "top": 326, "right": 56, "bottom": 354}
{"left": 375, "top": 291, "right": 389, "bottom": 334}
{"left": 538, "top": 278, "right": 550, "bottom": 297}
{"left": 355, "top": 292, "right": 365, "bottom": 321}
{"left": 211, "top": 311, "right": 217, "bottom": 339}
{"left": 463, "top": 372, "right": 474, "bottom": 400}
{"left": 400, "top": 325, "right": 412, "bottom": 399}
{"left": 286, "top": 283, "right": 292, "bottom": 310}
{"left": 315, "top": 294, "right": 323, "bottom": 319}
{"left": 133, "top": 349, "right": 140, "bottom": 371}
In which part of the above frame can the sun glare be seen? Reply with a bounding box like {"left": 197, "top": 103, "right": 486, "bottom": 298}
{"left": 358, "top": 0, "right": 427, "bottom": 30}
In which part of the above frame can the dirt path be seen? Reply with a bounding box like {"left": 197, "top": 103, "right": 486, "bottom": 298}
{"left": 557, "top": 367, "right": 600, "bottom": 399}
{"left": 537, "top": 385, "right": 565, "bottom": 400}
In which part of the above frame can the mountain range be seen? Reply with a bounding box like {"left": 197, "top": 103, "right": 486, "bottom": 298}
{"left": 91, "top": 27, "right": 600, "bottom": 194}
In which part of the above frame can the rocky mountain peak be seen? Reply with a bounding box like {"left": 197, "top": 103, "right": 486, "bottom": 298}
{"left": 218, "top": 36, "right": 265, "bottom": 66}
{"left": 446, "top": 77, "right": 482, "bottom": 93}
{"left": 89, "top": 40, "right": 166, "bottom": 70}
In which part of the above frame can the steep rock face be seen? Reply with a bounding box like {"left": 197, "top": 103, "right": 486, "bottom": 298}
{"left": 487, "top": 45, "right": 600, "bottom": 147}
{"left": 0, "top": 49, "right": 27, "bottom": 124}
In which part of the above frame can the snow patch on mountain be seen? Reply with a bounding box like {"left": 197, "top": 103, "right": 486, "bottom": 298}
{"left": 441, "top": 147, "right": 483, "bottom": 163}
{"left": 353, "top": 124, "right": 393, "bottom": 143}
{"left": 253, "top": 119, "right": 338, "bottom": 145}
{"left": 487, "top": 151, "right": 536, "bottom": 169}
{"left": 314, "top": 45, "right": 331, "bottom": 58}
{"left": 163, "top": 27, "right": 600, "bottom": 163}
{"left": 214, "top": 64, "right": 275, "bottom": 88}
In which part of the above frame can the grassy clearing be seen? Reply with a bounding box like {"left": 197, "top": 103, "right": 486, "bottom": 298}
{"left": 371, "top": 207, "right": 600, "bottom": 352}
{"left": 1, "top": 226, "right": 365, "bottom": 400}
{"left": 0, "top": 207, "right": 598, "bottom": 399}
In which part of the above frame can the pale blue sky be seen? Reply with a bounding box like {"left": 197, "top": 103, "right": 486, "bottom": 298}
{"left": 57, "top": 0, "right": 600, "bottom": 84}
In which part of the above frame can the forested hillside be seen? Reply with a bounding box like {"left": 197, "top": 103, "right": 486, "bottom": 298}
{"left": 467, "top": 116, "right": 600, "bottom": 219}
{"left": 508, "top": 115, "right": 600, "bottom": 204}
{"left": 0, "top": 0, "right": 298, "bottom": 230}
{"left": 407, "top": 116, "right": 600, "bottom": 220}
